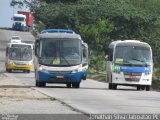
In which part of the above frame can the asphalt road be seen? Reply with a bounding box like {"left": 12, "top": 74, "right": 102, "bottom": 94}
{"left": 0, "top": 29, "right": 160, "bottom": 116}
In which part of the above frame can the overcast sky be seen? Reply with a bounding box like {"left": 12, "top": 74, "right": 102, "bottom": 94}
{"left": 0, "top": 0, "right": 29, "bottom": 27}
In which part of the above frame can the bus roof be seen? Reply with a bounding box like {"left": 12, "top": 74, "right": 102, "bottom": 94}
{"left": 109, "top": 40, "right": 150, "bottom": 48}
{"left": 37, "top": 32, "right": 81, "bottom": 40}
{"left": 40, "top": 29, "right": 75, "bottom": 34}
{"left": 7, "top": 42, "right": 33, "bottom": 49}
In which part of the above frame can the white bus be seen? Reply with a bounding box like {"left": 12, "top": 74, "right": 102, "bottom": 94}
{"left": 106, "top": 40, "right": 153, "bottom": 91}
{"left": 5, "top": 42, "right": 33, "bottom": 73}
{"left": 34, "top": 29, "right": 88, "bottom": 88}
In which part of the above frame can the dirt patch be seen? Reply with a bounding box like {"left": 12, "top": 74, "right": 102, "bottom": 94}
{"left": 0, "top": 88, "right": 50, "bottom": 99}
{"left": 0, "top": 74, "right": 53, "bottom": 104}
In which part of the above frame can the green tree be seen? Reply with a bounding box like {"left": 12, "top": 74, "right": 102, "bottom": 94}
{"left": 9, "top": 0, "right": 160, "bottom": 74}
{"left": 79, "top": 19, "right": 114, "bottom": 71}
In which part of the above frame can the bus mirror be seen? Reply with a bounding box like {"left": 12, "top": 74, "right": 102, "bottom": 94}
{"left": 82, "top": 42, "right": 88, "bottom": 59}
{"left": 105, "top": 55, "right": 108, "bottom": 60}
{"left": 83, "top": 48, "right": 87, "bottom": 58}
{"left": 109, "top": 55, "right": 113, "bottom": 61}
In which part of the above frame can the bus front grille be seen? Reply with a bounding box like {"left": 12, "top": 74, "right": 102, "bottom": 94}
{"left": 48, "top": 77, "right": 71, "bottom": 83}
{"left": 48, "top": 71, "right": 72, "bottom": 74}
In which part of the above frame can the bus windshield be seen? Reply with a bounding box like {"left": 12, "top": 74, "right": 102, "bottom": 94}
{"left": 9, "top": 47, "right": 32, "bottom": 61}
{"left": 114, "top": 46, "right": 152, "bottom": 66}
{"left": 39, "top": 38, "right": 81, "bottom": 66}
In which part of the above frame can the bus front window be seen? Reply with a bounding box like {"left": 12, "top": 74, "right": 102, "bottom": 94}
{"left": 21, "top": 48, "right": 32, "bottom": 61}
{"left": 9, "top": 48, "right": 32, "bottom": 61}
{"left": 39, "top": 38, "right": 81, "bottom": 66}
{"left": 114, "top": 46, "right": 152, "bottom": 66}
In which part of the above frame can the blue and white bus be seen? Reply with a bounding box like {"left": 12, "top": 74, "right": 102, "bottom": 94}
{"left": 106, "top": 40, "right": 153, "bottom": 91}
{"left": 34, "top": 29, "right": 88, "bottom": 88}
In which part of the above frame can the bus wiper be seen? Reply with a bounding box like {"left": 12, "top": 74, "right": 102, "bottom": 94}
{"left": 132, "top": 58, "right": 149, "bottom": 66}
{"left": 61, "top": 55, "right": 70, "bottom": 65}
{"left": 123, "top": 63, "right": 134, "bottom": 66}
{"left": 132, "top": 58, "right": 142, "bottom": 62}
{"left": 123, "top": 60, "right": 133, "bottom": 65}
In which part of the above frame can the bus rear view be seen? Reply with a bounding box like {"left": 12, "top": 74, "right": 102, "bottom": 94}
{"left": 106, "top": 40, "right": 153, "bottom": 91}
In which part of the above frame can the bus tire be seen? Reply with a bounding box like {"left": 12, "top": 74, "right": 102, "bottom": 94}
{"left": 72, "top": 83, "right": 80, "bottom": 88}
{"left": 112, "top": 84, "right": 117, "bottom": 90}
{"left": 27, "top": 70, "right": 30, "bottom": 73}
{"left": 8, "top": 69, "right": 12, "bottom": 73}
{"left": 36, "top": 80, "right": 38, "bottom": 87}
{"left": 137, "top": 85, "right": 141, "bottom": 91}
{"left": 141, "top": 85, "right": 145, "bottom": 90}
{"left": 66, "top": 83, "right": 71, "bottom": 88}
{"left": 108, "top": 83, "right": 112, "bottom": 89}
{"left": 36, "top": 81, "right": 46, "bottom": 87}
{"left": 146, "top": 85, "right": 150, "bottom": 91}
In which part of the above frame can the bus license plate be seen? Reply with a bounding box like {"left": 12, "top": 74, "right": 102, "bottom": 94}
{"left": 56, "top": 75, "right": 64, "bottom": 78}
{"left": 129, "top": 75, "right": 136, "bottom": 80}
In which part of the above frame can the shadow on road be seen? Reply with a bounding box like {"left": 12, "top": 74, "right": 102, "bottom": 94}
{"left": 43, "top": 85, "right": 107, "bottom": 90}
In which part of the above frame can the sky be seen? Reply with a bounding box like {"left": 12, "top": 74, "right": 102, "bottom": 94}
{"left": 0, "top": 0, "right": 29, "bottom": 28}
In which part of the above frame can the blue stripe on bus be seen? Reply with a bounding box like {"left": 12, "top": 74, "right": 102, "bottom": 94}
{"left": 39, "top": 70, "right": 88, "bottom": 83}
{"left": 120, "top": 66, "right": 151, "bottom": 73}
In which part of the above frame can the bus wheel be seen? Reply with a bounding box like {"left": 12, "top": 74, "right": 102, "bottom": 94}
{"left": 108, "top": 83, "right": 112, "bottom": 89}
{"left": 36, "top": 81, "right": 38, "bottom": 87}
{"left": 27, "top": 70, "right": 30, "bottom": 73}
{"left": 72, "top": 83, "right": 80, "bottom": 88}
{"left": 141, "top": 85, "right": 145, "bottom": 90}
{"left": 8, "top": 69, "right": 12, "bottom": 73}
{"left": 112, "top": 84, "right": 117, "bottom": 90}
{"left": 146, "top": 85, "right": 150, "bottom": 91}
{"left": 36, "top": 81, "right": 46, "bottom": 87}
{"left": 137, "top": 85, "right": 141, "bottom": 91}
{"left": 66, "top": 83, "right": 71, "bottom": 88}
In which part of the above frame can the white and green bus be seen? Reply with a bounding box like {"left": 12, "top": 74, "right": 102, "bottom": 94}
{"left": 106, "top": 40, "right": 153, "bottom": 91}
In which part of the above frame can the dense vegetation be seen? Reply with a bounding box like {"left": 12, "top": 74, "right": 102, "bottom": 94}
{"left": 11, "top": 0, "right": 160, "bottom": 80}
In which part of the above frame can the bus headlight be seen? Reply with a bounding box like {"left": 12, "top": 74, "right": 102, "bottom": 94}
{"left": 145, "top": 72, "right": 151, "bottom": 75}
{"left": 28, "top": 61, "right": 33, "bottom": 65}
{"left": 72, "top": 69, "right": 79, "bottom": 73}
{"left": 8, "top": 60, "right": 14, "bottom": 64}
{"left": 39, "top": 66, "right": 48, "bottom": 73}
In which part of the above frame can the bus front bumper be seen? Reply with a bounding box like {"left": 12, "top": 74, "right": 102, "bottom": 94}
{"left": 38, "top": 71, "right": 88, "bottom": 83}
{"left": 112, "top": 72, "right": 152, "bottom": 85}
{"left": 6, "top": 64, "right": 32, "bottom": 71}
